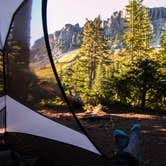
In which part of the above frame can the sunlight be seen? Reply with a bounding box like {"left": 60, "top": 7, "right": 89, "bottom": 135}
{"left": 0, "top": 128, "right": 5, "bottom": 134}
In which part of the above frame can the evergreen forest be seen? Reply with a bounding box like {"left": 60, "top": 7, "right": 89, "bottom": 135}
{"left": 58, "top": 0, "right": 166, "bottom": 112}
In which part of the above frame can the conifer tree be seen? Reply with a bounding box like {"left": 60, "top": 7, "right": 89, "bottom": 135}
{"left": 158, "top": 29, "right": 166, "bottom": 109}
{"left": 94, "top": 64, "right": 115, "bottom": 105}
{"left": 94, "top": 64, "right": 105, "bottom": 101}
{"left": 159, "top": 29, "right": 166, "bottom": 72}
{"left": 63, "top": 58, "right": 87, "bottom": 97}
{"left": 160, "top": 29, "right": 166, "bottom": 54}
{"left": 79, "top": 16, "right": 109, "bottom": 89}
{"left": 64, "top": 16, "right": 111, "bottom": 104}
{"left": 123, "top": 0, "right": 152, "bottom": 60}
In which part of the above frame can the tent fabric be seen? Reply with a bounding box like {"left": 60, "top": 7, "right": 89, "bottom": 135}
{"left": 0, "top": 0, "right": 24, "bottom": 50}
{"left": 6, "top": 95, "right": 100, "bottom": 155}
{"left": 4, "top": 0, "right": 87, "bottom": 133}
{"left": 0, "top": 0, "right": 106, "bottom": 163}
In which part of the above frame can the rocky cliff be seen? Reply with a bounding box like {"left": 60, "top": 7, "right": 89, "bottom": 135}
{"left": 149, "top": 7, "right": 166, "bottom": 46}
{"left": 30, "top": 24, "right": 82, "bottom": 68}
{"left": 102, "top": 7, "right": 166, "bottom": 48}
{"left": 30, "top": 7, "right": 166, "bottom": 68}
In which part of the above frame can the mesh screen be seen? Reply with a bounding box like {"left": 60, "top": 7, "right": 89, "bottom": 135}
{"left": 4, "top": 0, "right": 83, "bottom": 133}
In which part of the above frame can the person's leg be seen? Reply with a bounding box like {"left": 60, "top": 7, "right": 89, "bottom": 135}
{"left": 124, "top": 124, "right": 141, "bottom": 160}
{"left": 106, "top": 124, "right": 141, "bottom": 166}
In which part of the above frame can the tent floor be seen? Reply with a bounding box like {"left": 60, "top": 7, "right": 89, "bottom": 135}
{"left": 5, "top": 132, "right": 106, "bottom": 166}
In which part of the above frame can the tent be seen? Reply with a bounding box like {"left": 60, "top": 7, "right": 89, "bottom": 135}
{"left": 0, "top": 0, "right": 107, "bottom": 165}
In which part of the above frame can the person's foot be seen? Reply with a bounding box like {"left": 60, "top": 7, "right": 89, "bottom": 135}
{"left": 124, "top": 124, "right": 141, "bottom": 160}
{"left": 114, "top": 129, "right": 129, "bottom": 151}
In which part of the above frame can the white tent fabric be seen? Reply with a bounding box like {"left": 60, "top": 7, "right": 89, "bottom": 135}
{"left": 6, "top": 96, "right": 100, "bottom": 155}
{"left": 0, "top": 0, "right": 24, "bottom": 50}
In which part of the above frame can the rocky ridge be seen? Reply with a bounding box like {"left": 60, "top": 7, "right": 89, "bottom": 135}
{"left": 30, "top": 7, "right": 166, "bottom": 68}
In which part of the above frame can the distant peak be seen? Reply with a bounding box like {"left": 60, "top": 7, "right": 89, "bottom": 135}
{"left": 148, "top": 7, "right": 166, "bottom": 19}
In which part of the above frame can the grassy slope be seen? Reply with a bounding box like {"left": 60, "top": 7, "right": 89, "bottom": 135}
{"left": 35, "top": 49, "right": 80, "bottom": 80}
{"left": 34, "top": 49, "right": 132, "bottom": 79}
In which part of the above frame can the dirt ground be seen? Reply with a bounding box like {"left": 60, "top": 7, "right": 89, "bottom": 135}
{"left": 79, "top": 113, "right": 166, "bottom": 166}
{"left": 38, "top": 108, "right": 166, "bottom": 166}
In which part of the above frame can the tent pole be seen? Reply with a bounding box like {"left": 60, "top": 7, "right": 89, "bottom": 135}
{"left": 41, "top": 0, "right": 107, "bottom": 158}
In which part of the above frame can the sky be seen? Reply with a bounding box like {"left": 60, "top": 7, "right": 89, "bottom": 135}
{"left": 47, "top": 0, "right": 166, "bottom": 32}
{"left": 30, "top": 0, "right": 166, "bottom": 45}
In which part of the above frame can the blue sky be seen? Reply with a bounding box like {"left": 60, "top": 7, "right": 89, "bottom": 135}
{"left": 30, "top": 0, "right": 166, "bottom": 45}
{"left": 47, "top": 0, "right": 166, "bottom": 32}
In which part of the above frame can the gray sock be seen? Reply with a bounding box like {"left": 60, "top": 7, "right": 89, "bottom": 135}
{"left": 124, "top": 124, "right": 141, "bottom": 159}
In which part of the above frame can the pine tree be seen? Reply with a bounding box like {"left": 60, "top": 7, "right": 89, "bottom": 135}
{"left": 94, "top": 64, "right": 105, "bottom": 101}
{"left": 63, "top": 16, "right": 111, "bottom": 105}
{"left": 79, "top": 16, "right": 109, "bottom": 89}
{"left": 62, "top": 58, "right": 88, "bottom": 97}
{"left": 123, "top": 0, "right": 152, "bottom": 60}
{"left": 158, "top": 29, "right": 166, "bottom": 110}
{"left": 94, "top": 64, "right": 115, "bottom": 105}
{"left": 159, "top": 29, "right": 166, "bottom": 71}
{"left": 160, "top": 29, "right": 166, "bottom": 54}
